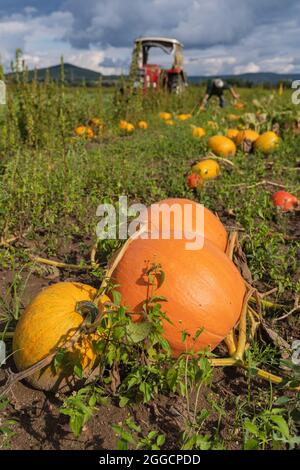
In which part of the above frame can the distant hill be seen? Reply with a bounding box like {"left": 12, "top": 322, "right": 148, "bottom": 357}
{"left": 5, "top": 63, "right": 300, "bottom": 86}
{"left": 6, "top": 63, "right": 115, "bottom": 85}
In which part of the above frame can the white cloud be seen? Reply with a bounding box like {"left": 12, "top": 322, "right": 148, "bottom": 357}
{"left": 0, "top": 1, "right": 300, "bottom": 76}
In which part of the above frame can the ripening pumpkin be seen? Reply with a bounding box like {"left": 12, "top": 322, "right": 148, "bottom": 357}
{"left": 186, "top": 173, "right": 204, "bottom": 189}
{"left": 75, "top": 126, "right": 94, "bottom": 139}
{"left": 177, "top": 113, "right": 192, "bottom": 121}
{"left": 272, "top": 191, "right": 299, "bottom": 211}
{"left": 13, "top": 283, "right": 110, "bottom": 391}
{"left": 138, "top": 198, "right": 228, "bottom": 253}
{"left": 227, "top": 128, "right": 239, "bottom": 140}
{"left": 125, "top": 123, "right": 135, "bottom": 133}
{"left": 165, "top": 119, "right": 174, "bottom": 126}
{"left": 159, "top": 112, "right": 172, "bottom": 121}
{"left": 208, "top": 135, "right": 236, "bottom": 158}
{"left": 234, "top": 101, "right": 245, "bottom": 110}
{"left": 192, "top": 159, "right": 220, "bottom": 181}
{"left": 138, "top": 120, "right": 148, "bottom": 129}
{"left": 112, "top": 236, "right": 245, "bottom": 356}
{"left": 119, "top": 120, "right": 128, "bottom": 130}
{"left": 254, "top": 131, "right": 280, "bottom": 154}
{"left": 235, "top": 129, "right": 259, "bottom": 146}
{"left": 192, "top": 127, "right": 206, "bottom": 138}
{"left": 227, "top": 114, "right": 240, "bottom": 122}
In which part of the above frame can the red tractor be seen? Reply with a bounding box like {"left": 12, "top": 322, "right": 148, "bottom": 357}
{"left": 130, "top": 37, "right": 187, "bottom": 94}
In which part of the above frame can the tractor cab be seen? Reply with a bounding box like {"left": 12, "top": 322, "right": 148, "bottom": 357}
{"left": 130, "top": 37, "right": 187, "bottom": 93}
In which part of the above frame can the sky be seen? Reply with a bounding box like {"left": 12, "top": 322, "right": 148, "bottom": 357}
{"left": 0, "top": 0, "right": 299, "bottom": 76}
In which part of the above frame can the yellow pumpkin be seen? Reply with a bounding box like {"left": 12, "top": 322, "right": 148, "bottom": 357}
{"left": 177, "top": 113, "right": 192, "bottom": 121}
{"left": 159, "top": 112, "right": 172, "bottom": 120}
{"left": 138, "top": 120, "right": 148, "bottom": 129}
{"left": 254, "top": 131, "right": 280, "bottom": 154}
{"left": 227, "top": 129, "right": 239, "bottom": 140}
{"left": 208, "top": 135, "right": 236, "bottom": 158}
{"left": 192, "top": 127, "right": 206, "bottom": 138}
{"left": 235, "top": 129, "right": 259, "bottom": 146}
{"left": 75, "top": 126, "right": 94, "bottom": 139}
{"left": 165, "top": 119, "right": 174, "bottom": 126}
{"left": 13, "top": 282, "right": 109, "bottom": 391}
{"left": 119, "top": 120, "right": 128, "bottom": 130}
{"left": 125, "top": 123, "right": 135, "bottom": 133}
{"left": 227, "top": 114, "right": 240, "bottom": 122}
{"left": 192, "top": 159, "right": 220, "bottom": 180}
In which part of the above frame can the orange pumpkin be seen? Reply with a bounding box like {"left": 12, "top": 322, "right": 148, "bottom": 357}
{"left": 112, "top": 237, "right": 245, "bottom": 356}
{"left": 227, "top": 129, "right": 239, "bottom": 140}
{"left": 159, "top": 112, "right": 172, "bottom": 121}
{"left": 138, "top": 120, "right": 148, "bottom": 129}
{"left": 119, "top": 120, "right": 128, "bottom": 130}
{"left": 75, "top": 126, "right": 94, "bottom": 139}
{"left": 192, "top": 127, "right": 206, "bottom": 138}
{"left": 177, "top": 113, "right": 192, "bottom": 121}
{"left": 235, "top": 129, "right": 259, "bottom": 146}
{"left": 234, "top": 101, "right": 245, "bottom": 110}
{"left": 138, "top": 198, "right": 228, "bottom": 252}
{"left": 208, "top": 135, "right": 236, "bottom": 158}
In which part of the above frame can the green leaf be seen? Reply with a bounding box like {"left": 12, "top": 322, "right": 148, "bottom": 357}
{"left": 156, "top": 434, "right": 165, "bottom": 447}
{"left": 270, "top": 415, "right": 290, "bottom": 439}
{"left": 274, "top": 396, "right": 290, "bottom": 406}
{"left": 53, "top": 348, "right": 67, "bottom": 372}
{"left": 126, "top": 322, "right": 152, "bottom": 343}
{"left": 139, "top": 382, "right": 152, "bottom": 403}
{"left": 119, "top": 396, "right": 129, "bottom": 408}
{"left": 244, "top": 438, "right": 259, "bottom": 450}
{"left": 74, "top": 364, "right": 83, "bottom": 378}
{"left": 117, "top": 439, "right": 129, "bottom": 450}
{"left": 112, "top": 290, "right": 122, "bottom": 306}
{"left": 166, "top": 368, "right": 178, "bottom": 391}
{"left": 149, "top": 295, "right": 167, "bottom": 303}
{"left": 244, "top": 420, "right": 259, "bottom": 437}
{"left": 157, "top": 270, "right": 165, "bottom": 289}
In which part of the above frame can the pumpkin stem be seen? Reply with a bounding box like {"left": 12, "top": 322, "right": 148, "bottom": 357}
{"left": 224, "top": 330, "right": 237, "bottom": 356}
{"left": 75, "top": 301, "right": 99, "bottom": 326}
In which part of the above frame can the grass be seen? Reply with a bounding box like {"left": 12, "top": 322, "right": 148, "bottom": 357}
{"left": 0, "top": 63, "right": 299, "bottom": 449}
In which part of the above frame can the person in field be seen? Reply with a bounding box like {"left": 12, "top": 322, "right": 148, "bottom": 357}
{"left": 200, "top": 78, "right": 239, "bottom": 109}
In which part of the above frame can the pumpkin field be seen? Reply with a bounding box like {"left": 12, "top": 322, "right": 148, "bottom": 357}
{"left": 0, "top": 64, "right": 300, "bottom": 451}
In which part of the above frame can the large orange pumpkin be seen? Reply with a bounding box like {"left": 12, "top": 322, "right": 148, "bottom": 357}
{"left": 138, "top": 198, "right": 228, "bottom": 252}
{"left": 112, "top": 237, "right": 245, "bottom": 356}
{"left": 13, "top": 282, "right": 109, "bottom": 391}
{"left": 208, "top": 135, "right": 236, "bottom": 158}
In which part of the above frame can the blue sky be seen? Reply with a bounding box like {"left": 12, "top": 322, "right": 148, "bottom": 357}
{"left": 0, "top": 0, "right": 299, "bottom": 75}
